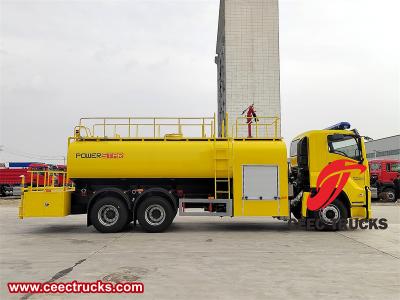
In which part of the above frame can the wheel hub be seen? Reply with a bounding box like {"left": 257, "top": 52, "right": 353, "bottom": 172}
{"left": 98, "top": 205, "right": 119, "bottom": 227}
{"left": 106, "top": 210, "right": 115, "bottom": 219}
{"left": 145, "top": 204, "right": 166, "bottom": 226}
{"left": 387, "top": 191, "right": 395, "bottom": 201}
{"left": 319, "top": 205, "right": 340, "bottom": 225}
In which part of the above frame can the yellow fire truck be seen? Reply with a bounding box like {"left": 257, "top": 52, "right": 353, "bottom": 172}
{"left": 18, "top": 115, "right": 371, "bottom": 232}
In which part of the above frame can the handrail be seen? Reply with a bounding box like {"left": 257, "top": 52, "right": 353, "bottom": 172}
{"left": 21, "top": 170, "right": 74, "bottom": 193}
{"left": 72, "top": 115, "right": 281, "bottom": 140}
{"left": 74, "top": 125, "right": 92, "bottom": 137}
{"left": 234, "top": 116, "right": 281, "bottom": 139}
{"left": 75, "top": 116, "right": 216, "bottom": 139}
{"left": 91, "top": 123, "right": 215, "bottom": 138}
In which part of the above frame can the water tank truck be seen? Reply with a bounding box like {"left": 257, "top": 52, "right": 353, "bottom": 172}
{"left": 18, "top": 115, "right": 371, "bottom": 232}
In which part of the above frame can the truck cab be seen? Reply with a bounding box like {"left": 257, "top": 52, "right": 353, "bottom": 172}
{"left": 289, "top": 123, "right": 371, "bottom": 228}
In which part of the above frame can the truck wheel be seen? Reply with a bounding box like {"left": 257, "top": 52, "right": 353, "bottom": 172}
{"left": 137, "top": 196, "right": 175, "bottom": 233}
{"left": 90, "top": 196, "right": 129, "bottom": 233}
{"left": 383, "top": 188, "right": 396, "bottom": 202}
{"left": 314, "top": 199, "right": 348, "bottom": 231}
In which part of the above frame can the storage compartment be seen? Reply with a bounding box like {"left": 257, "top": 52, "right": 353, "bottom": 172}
{"left": 19, "top": 190, "right": 71, "bottom": 218}
{"left": 242, "top": 165, "right": 279, "bottom": 200}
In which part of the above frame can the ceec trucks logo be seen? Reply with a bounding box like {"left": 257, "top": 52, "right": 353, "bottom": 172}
{"left": 75, "top": 153, "right": 124, "bottom": 159}
{"left": 307, "top": 159, "right": 366, "bottom": 211}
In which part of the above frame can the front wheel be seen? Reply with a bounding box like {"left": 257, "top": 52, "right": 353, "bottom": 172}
{"left": 90, "top": 197, "right": 129, "bottom": 233}
{"left": 137, "top": 196, "right": 175, "bottom": 233}
{"left": 312, "top": 199, "right": 348, "bottom": 231}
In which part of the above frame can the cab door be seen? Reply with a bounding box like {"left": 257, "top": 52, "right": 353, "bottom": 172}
{"left": 326, "top": 134, "right": 368, "bottom": 206}
{"left": 386, "top": 162, "right": 400, "bottom": 183}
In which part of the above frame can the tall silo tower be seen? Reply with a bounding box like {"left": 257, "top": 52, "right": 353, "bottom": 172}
{"left": 216, "top": 0, "right": 281, "bottom": 137}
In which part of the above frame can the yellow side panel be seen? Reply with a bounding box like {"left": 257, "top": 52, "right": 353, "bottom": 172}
{"left": 232, "top": 140, "right": 289, "bottom": 217}
{"left": 367, "top": 188, "right": 372, "bottom": 218}
{"left": 302, "top": 192, "right": 310, "bottom": 217}
{"left": 19, "top": 191, "right": 71, "bottom": 218}
{"left": 351, "top": 207, "right": 367, "bottom": 218}
{"left": 243, "top": 201, "right": 280, "bottom": 216}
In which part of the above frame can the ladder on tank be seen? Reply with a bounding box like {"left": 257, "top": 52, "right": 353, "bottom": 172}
{"left": 214, "top": 139, "right": 231, "bottom": 201}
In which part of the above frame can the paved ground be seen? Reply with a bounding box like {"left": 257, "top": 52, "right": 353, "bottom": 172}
{"left": 0, "top": 199, "right": 399, "bottom": 300}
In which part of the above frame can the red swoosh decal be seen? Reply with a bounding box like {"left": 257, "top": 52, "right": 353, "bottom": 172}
{"left": 307, "top": 159, "right": 366, "bottom": 211}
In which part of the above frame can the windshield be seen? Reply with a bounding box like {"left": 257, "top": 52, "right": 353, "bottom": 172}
{"left": 327, "top": 134, "right": 362, "bottom": 161}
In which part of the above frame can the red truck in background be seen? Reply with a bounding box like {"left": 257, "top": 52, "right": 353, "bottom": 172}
{"left": 369, "top": 159, "right": 400, "bottom": 201}
{"left": 0, "top": 163, "right": 66, "bottom": 196}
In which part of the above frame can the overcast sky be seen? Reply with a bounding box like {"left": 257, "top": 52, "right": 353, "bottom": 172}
{"left": 1, "top": 0, "right": 399, "bottom": 163}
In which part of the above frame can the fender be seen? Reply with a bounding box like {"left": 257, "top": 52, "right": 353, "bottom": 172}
{"left": 375, "top": 181, "right": 395, "bottom": 194}
{"left": 86, "top": 187, "right": 132, "bottom": 226}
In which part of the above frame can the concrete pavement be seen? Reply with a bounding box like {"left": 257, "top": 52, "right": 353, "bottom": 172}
{"left": 0, "top": 201, "right": 399, "bottom": 299}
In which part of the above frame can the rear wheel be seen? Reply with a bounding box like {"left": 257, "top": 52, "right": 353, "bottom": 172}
{"left": 137, "top": 196, "right": 175, "bottom": 232}
{"left": 313, "top": 199, "right": 348, "bottom": 231}
{"left": 90, "top": 196, "right": 129, "bottom": 233}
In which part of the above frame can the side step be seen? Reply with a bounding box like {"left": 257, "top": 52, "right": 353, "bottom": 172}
{"left": 179, "top": 198, "right": 232, "bottom": 217}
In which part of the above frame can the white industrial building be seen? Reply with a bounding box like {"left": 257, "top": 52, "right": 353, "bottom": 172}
{"left": 365, "top": 135, "right": 400, "bottom": 161}
{"left": 215, "top": 0, "right": 280, "bottom": 137}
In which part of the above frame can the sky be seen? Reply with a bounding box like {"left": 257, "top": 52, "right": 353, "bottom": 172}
{"left": 0, "top": 0, "right": 399, "bottom": 163}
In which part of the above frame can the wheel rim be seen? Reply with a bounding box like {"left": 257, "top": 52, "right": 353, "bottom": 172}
{"left": 319, "top": 205, "right": 340, "bottom": 225}
{"left": 144, "top": 204, "right": 166, "bottom": 226}
{"left": 387, "top": 191, "right": 395, "bottom": 201}
{"left": 98, "top": 205, "right": 119, "bottom": 227}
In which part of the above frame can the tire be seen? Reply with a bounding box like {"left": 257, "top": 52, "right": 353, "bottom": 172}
{"left": 124, "top": 213, "right": 133, "bottom": 230}
{"left": 137, "top": 196, "right": 175, "bottom": 233}
{"left": 90, "top": 196, "right": 129, "bottom": 233}
{"left": 312, "top": 199, "right": 348, "bottom": 231}
{"left": 383, "top": 188, "right": 396, "bottom": 202}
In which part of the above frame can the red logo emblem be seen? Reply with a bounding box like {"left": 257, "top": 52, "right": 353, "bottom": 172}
{"left": 307, "top": 159, "right": 366, "bottom": 211}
